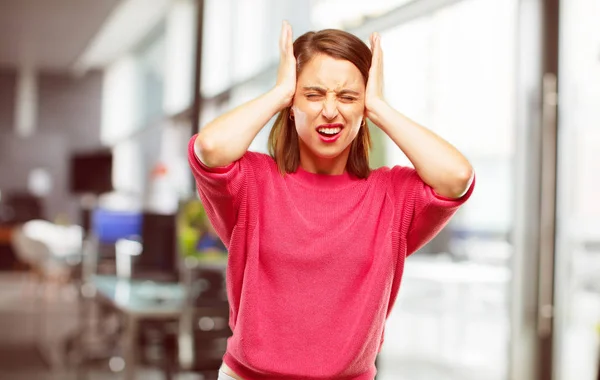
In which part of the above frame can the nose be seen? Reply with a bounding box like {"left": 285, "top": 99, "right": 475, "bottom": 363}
{"left": 321, "top": 97, "right": 339, "bottom": 120}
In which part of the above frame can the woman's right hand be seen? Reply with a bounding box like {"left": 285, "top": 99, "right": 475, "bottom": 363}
{"left": 274, "top": 20, "right": 296, "bottom": 108}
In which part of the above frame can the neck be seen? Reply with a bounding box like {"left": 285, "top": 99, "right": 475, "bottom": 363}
{"left": 298, "top": 143, "right": 350, "bottom": 175}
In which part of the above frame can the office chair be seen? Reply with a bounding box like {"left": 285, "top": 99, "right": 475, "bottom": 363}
{"left": 138, "top": 265, "right": 231, "bottom": 380}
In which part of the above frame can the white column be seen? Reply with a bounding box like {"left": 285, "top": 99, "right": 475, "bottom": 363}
{"left": 15, "top": 66, "right": 38, "bottom": 138}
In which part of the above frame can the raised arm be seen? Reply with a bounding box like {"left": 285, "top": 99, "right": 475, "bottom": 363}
{"left": 365, "top": 33, "right": 474, "bottom": 199}
{"left": 195, "top": 21, "right": 297, "bottom": 168}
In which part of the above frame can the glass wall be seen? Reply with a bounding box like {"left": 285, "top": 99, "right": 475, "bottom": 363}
{"left": 373, "top": 1, "right": 516, "bottom": 379}
{"left": 197, "top": 1, "right": 538, "bottom": 379}
{"left": 191, "top": 0, "right": 600, "bottom": 378}
{"left": 100, "top": 0, "right": 198, "bottom": 210}
{"left": 555, "top": 0, "right": 600, "bottom": 378}
{"left": 311, "top": 0, "right": 417, "bottom": 29}
{"left": 199, "top": 0, "right": 311, "bottom": 153}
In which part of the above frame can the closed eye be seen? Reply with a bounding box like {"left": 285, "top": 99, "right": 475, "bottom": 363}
{"left": 306, "top": 93, "right": 323, "bottom": 100}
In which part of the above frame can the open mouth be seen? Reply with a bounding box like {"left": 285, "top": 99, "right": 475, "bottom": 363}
{"left": 316, "top": 123, "right": 343, "bottom": 138}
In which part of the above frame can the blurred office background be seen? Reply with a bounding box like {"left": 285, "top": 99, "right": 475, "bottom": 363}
{"left": 0, "top": 0, "right": 598, "bottom": 379}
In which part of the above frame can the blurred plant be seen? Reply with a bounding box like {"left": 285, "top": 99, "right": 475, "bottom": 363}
{"left": 177, "top": 199, "right": 227, "bottom": 261}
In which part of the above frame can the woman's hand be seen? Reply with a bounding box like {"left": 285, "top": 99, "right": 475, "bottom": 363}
{"left": 194, "top": 21, "right": 297, "bottom": 167}
{"left": 362, "top": 33, "right": 473, "bottom": 198}
{"left": 365, "top": 32, "right": 385, "bottom": 119}
{"left": 274, "top": 21, "right": 297, "bottom": 108}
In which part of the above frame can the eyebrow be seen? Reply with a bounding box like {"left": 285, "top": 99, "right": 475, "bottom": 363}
{"left": 302, "top": 86, "right": 361, "bottom": 96}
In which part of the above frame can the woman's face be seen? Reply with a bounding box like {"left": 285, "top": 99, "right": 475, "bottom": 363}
{"left": 291, "top": 54, "right": 365, "bottom": 172}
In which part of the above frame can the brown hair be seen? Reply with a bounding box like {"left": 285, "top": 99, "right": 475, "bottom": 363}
{"left": 268, "top": 29, "right": 372, "bottom": 178}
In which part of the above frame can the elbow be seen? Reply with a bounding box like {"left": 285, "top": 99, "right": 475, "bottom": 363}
{"left": 449, "top": 166, "right": 474, "bottom": 198}
{"left": 194, "top": 133, "right": 219, "bottom": 167}
{"left": 433, "top": 165, "right": 474, "bottom": 199}
{"left": 195, "top": 132, "right": 237, "bottom": 168}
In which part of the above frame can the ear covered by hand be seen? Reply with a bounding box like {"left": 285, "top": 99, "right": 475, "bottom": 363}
{"left": 365, "top": 32, "right": 385, "bottom": 115}
{"left": 275, "top": 20, "right": 297, "bottom": 108}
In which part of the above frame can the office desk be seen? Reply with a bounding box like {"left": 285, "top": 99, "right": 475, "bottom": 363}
{"left": 90, "top": 275, "right": 185, "bottom": 380}
{"left": 92, "top": 275, "right": 185, "bottom": 317}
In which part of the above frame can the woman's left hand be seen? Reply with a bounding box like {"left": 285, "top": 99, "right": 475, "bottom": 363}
{"left": 365, "top": 32, "right": 385, "bottom": 118}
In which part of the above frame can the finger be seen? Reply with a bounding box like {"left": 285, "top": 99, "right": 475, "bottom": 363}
{"left": 377, "top": 34, "right": 384, "bottom": 70}
{"left": 280, "top": 21, "right": 287, "bottom": 54}
{"left": 286, "top": 23, "right": 294, "bottom": 57}
{"left": 373, "top": 33, "right": 382, "bottom": 67}
{"left": 369, "top": 37, "right": 377, "bottom": 69}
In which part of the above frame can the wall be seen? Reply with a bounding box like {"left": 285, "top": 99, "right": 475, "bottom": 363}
{"left": 0, "top": 69, "right": 104, "bottom": 222}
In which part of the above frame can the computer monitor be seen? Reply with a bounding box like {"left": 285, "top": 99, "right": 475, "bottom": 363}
{"left": 69, "top": 151, "right": 113, "bottom": 195}
{"left": 133, "top": 212, "right": 179, "bottom": 281}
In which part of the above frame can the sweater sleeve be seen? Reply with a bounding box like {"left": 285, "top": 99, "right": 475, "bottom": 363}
{"left": 390, "top": 166, "right": 475, "bottom": 256}
{"left": 187, "top": 134, "right": 250, "bottom": 246}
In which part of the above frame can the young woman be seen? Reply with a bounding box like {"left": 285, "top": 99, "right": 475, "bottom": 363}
{"left": 189, "top": 21, "right": 475, "bottom": 380}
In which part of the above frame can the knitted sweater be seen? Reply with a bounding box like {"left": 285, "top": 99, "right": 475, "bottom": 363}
{"left": 188, "top": 135, "right": 474, "bottom": 379}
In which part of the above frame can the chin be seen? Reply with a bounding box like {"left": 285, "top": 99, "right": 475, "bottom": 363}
{"left": 314, "top": 151, "right": 341, "bottom": 160}
{"left": 311, "top": 144, "right": 348, "bottom": 160}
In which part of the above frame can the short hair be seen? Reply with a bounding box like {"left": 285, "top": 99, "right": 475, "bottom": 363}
{"left": 268, "top": 29, "right": 372, "bottom": 179}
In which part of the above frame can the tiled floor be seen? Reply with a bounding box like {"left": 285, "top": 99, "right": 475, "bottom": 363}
{"left": 0, "top": 271, "right": 508, "bottom": 380}
{"left": 2, "top": 268, "right": 596, "bottom": 380}
{"left": 0, "top": 273, "right": 215, "bottom": 380}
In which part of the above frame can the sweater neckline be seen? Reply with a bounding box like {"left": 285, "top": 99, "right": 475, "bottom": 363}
{"left": 288, "top": 165, "right": 360, "bottom": 190}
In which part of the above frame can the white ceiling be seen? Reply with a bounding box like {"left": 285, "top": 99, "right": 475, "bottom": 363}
{"left": 0, "top": 0, "right": 121, "bottom": 71}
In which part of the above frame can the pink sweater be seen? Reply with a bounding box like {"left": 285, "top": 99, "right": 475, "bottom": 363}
{"left": 188, "top": 136, "right": 474, "bottom": 379}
